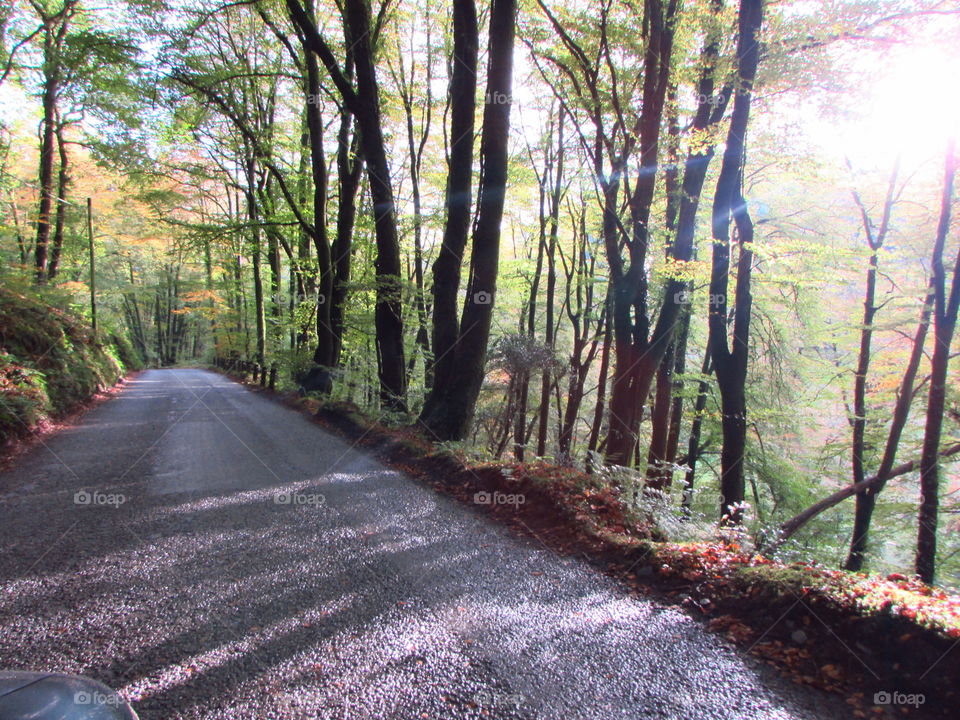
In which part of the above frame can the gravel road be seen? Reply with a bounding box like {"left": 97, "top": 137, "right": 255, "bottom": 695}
{"left": 0, "top": 369, "right": 856, "bottom": 719}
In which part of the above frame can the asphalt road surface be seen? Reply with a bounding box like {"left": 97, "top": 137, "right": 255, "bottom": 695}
{"left": 0, "top": 369, "right": 855, "bottom": 719}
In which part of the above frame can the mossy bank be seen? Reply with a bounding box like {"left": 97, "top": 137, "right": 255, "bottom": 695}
{"left": 0, "top": 285, "right": 142, "bottom": 445}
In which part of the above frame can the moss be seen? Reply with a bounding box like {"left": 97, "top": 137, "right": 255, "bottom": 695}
{"left": 108, "top": 331, "right": 144, "bottom": 372}
{"left": 731, "top": 564, "right": 813, "bottom": 593}
{"left": 0, "top": 286, "right": 139, "bottom": 445}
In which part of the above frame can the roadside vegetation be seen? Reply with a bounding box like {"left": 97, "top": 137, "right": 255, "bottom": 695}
{"left": 0, "top": 280, "right": 141, "bottom": 444}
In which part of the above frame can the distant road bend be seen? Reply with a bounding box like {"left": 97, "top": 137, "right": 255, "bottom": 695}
{"left": 0, "top": 369, "right": 854, "bottom": 719}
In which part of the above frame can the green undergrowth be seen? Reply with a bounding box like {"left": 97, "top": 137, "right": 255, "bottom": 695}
{"left": 0, "top": 285, "right": 142, "bottom": 444}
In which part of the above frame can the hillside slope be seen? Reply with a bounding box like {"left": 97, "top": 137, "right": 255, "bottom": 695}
{"left": 0, "top": 285, "right": 141, "bottom": 444}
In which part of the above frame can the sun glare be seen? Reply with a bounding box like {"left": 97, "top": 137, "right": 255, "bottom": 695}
{"left": 841, "top": 43, "right": 960, "bottom": 166}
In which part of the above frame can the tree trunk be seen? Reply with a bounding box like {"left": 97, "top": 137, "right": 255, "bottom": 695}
{"left": 840, "top": 284, "right": 931, "bottom": 560}
{"left": 605, "top": 0, "right": 728, "bottom": 468}
{"left": 915, "top": 140, "right": 958, "bottom": 584}
{"left": 294, "top": 115, "right": 312, "bottom": 350}
{"left": 587, "top": 296, "right": 613, "bottom": 461}
{"left": 769, "top": 442, "right": 960, "bottom": 553}
{"left": 47, "top": 120, "right": 69, "bottom": 281}
{"left": 844, "top": 160, "right": 898, "bottom": 570}
{"left": 645, "top": 338, "right": 675, "bottom": 489}
{"left": 665, "top": 304, "right": 692, "bottom": 469}
{"left": 34, "top": 23, "right": 60, "bottom": 282}
{"left": 536, "top": 110, "right": 564, "bottom": 457}
{"left": 848, "top": 254, "right": 879, "bottom": 544}
{"left": 421, "top": 0, "right": 479, "bottom": 414}
{"left": 420, "top": 0, "right": 518, "bottom": 440}
{"left": 682, "top": 353, "right": 713, "bottom": 513}
{"left": 331, "top": 114, "right": 362, "bottom": 365}
{"left": 707, "top": 0, "right": 764, "bottom": 524}
{"left": 395, "top": 27, "right": 433, "bottom": 391}
{"left": 559, "top": 311, "right": 604, "bottom": 463}
{"left": 513, "top": 368, "right": 529, "bottom": 461}
{"left": 303, "top": 40, "right": 336, "bottom": 370}
{"left": 245, "top": 159, "right": 267, "bottom": 372}
{"left": 287, "top": 0, "right": 406, "bottom": 406}
{"left": 601, "top": 0, "right": 681, "bottom": 466}
{"left": 343, "top": 0, "right": 406, "bottom": 408}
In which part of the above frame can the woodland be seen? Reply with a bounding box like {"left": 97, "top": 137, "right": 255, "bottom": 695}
{"left": 1, "top": 0, "right": 959, "bottom": 586}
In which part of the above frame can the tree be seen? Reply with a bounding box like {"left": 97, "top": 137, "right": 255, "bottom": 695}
{"left": 419, "top": 0, "right": 519, "bottom": 439}
{"left": 707, "top": 0, "right": 764, "bottom": 524}
{"left": 844, "top": 159, "right": 901, "bottom": 570}
{"left": 31, "top": 0, "right": 77, "bottom": 282}
{"left": 11, "top": 0, "right": 136, "bottom": 283}
{"left": 645, "top": 0, "right": 732, "bottom": 488}
{"left": 288, "top": 0, "right": 408, "bottom": 409}
{"left": 915, "top": 139, "right": 958, "bottom": 583}
{"left": 419, "top": 0, "right": 478, "bottom": 422}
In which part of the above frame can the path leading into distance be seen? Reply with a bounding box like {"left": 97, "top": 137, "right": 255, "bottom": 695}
{"left": 0, "top": 369, "right": 855, "bottom": 719}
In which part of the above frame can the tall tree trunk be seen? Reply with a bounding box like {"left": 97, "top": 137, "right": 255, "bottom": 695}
{"left": 536, "top": 110, "right": 564, "bottom": 457}
{"left": 204, "top": 236, "right": 217, "bottom": 359}
{"left": 421, "top": 0, "right": 479, "bottom": 413}
{"left": 844, "top": 160, "right": 899, "bottom": 570}
{"left": 287, "top": 0, "right": 406, "bottom": 406}
{"left": 267, "top": 225, "right": 282, "bottom": 326}
{"left": 303, "top": 39, "right": 336, "bottom": 370}
{"left": 587, "top": 295, "right": 613, "bottom": 461}
{"left": 245, "top": 159, "right": 267, "bottom": 372}
{"left": 707, "top": 0, "right": 764, "bottom": 524}
{"left": 513, "top": 367, "right": 529, "bottom": 460}
{"left": 294, "top": 114, "right": 312, "bottom": 350}
{"left": 916, "top": 140, "right": 958, "bottom": 584}
{"left": 514, "top": 127, "right": 552, "bottom": 462}
{"left": 34, "top": 24, "right": 60, "bottom": 282}
{"left": 420, "top": 0, "right": 518, "bottom": 439}
{"left": 645, "top": 338, "right": 675, "bottom": 489}
{"left": 47, "top": 120, "right": 69, "bottom": 281}
{"left": 8, "top": 193, "right": 29, "bottom": 265}
{"left": 515, "top": 169, "right": 550, "bottom": 461}
{"left": 394, "top": 24, "right": 434, "bottom": 391}
{"left": 665, "top": 304, "right": 692, "bottom": 469}
{"left": 331, "top": 119, "right": 362, "bottom": 365}
{"left": 843, "top": 285, "right": 934, "bottom": 566}
{"left": 559, "top": 306, "right": 604, "bottom": 463}
{"left": 603, "top": 0, "right": 678, "bottom": 465}
{"left": 343, "top": 0, "right": 406, "bottom": 408}
{"left": 604, "top": 0, "right": 727, "bottom": 466}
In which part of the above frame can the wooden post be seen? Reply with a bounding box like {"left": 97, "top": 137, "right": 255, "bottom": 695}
{"left": 87, "top": 197, "right": 97, "bottom": 339}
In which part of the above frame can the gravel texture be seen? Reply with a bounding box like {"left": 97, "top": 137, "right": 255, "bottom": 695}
{"left": 0, "top": 369, "right": 856, "bottom": 719}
